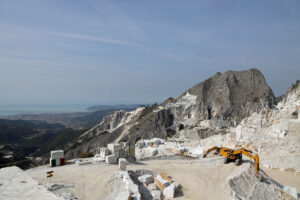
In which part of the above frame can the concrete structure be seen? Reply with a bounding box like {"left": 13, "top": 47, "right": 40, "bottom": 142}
{"left": 0, "top": 166, "right": 61, "bottom": 200}
{"left": 50, "top": 150, "right": 64, "bottom": 167}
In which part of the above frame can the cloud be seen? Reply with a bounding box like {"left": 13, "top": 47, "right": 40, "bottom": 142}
{"left": 47, "top": 31, "right": 144, "bottom": 48}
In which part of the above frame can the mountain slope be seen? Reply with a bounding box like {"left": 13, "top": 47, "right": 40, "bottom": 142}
{"left": 66, "top": 69, "right": 276, "bottom": 157}
{"left": 86, "top": 104, "right": 141, "bottom": 112}
{"left": 199, "top": 80, "right": 300, "bottom": 171}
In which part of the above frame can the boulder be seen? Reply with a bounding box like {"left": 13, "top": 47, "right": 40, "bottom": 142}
{"left": 126, "top": 182, "right": 139, "bottom": 194}
{"left": 106, "top": 154, "right": 117, "bottom": 164}
{"left": 115, "top": 191, "right": 130, "bottom": 200}
{"left": 138, "top": 174, "right": 154, "bottom": 185}
{"left": 100, "top": 148, "right": 110, "bottom": 158}
{"left": 147, "top": 183, "right": 158, "bottom": 191}
{"left": 151, "top": 190, "right": 161, "bottom": 200}
{"left": 163, "top": 184, "right": 175, "bottom": 198}
{"left": 119, "top": 158, "right": 127, "bottom": 171}
{"left": 154, "top": 176, "right": 170, "bottom": 191}
{"left": 108, "top": 143, "right": 122, "bottom": 153}
{"left": 283, "top": 186, "right": 298, "bottom": 199}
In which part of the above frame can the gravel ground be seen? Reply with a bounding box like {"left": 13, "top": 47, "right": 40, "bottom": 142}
{"left": 26, "top": 157, "right": 300, "bottom": 200}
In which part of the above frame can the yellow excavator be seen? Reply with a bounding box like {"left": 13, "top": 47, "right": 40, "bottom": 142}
{"left": 203, "top": 146, "right": 262, "bottom": 181}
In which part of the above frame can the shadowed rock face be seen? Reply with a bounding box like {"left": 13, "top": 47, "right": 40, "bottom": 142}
{"left": 166, "top": 68, "right": 276, "bottom": 127}
{"left": 66, "top": 69, "right": 276, "bottom": 157}
{"left": 285, "top": 80, "right": 300, "bottom": 100}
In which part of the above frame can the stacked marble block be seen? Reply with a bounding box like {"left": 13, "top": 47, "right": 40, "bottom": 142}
{"left": 118, "top": 159, "right": 141, "bottom": 200}
{"left": 138, "top": 174, "right": 161, "bottom": 199}
{"left": 100, "top": 143, "right": 126, "bottom": 164}
{"left": 50, "top": 150, "right": 64, "bottom": 167}
{"left": 154, "top": 172, "right": 181, "bottom": 199}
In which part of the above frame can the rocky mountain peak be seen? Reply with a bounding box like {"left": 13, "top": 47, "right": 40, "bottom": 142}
{"left": 285, "top": 80, "right": 300, "bottom": 98}
{"left": 165, "top": 68, "right": 276, "bottom": 127}
{"left": 66, "top": 68, "right": 277, "bottom": 157}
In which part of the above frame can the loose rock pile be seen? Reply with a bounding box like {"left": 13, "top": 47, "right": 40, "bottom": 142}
{"left": 227, "top": 162, "right": 299, "bottom": 200}
{"left": 106, "top": 163, "right": 182, "bottom": 200}
{"left": 135, "top": 138, "right": 204, "bottom": 160}
{"left": 153, "top": 172, "right": 181, "bottom": 199}
{"left": 48, "top": 183, "right": 78, "bottom": 200}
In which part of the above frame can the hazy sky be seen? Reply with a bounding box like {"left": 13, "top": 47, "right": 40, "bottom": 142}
{"left": 0, "top": 0, "right": 299, "bottom": 105}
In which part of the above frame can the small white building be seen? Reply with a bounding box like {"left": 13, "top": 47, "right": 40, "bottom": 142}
{"left": 50, "top": 150, "right": 64, "bottom": 167}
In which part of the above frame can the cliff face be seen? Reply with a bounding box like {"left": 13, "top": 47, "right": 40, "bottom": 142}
{"left": 66, "top": 69, "right": 276, "bottom": 157}
{"left": 163, "top": 69, "right": 275, "bottom": 128}
{"left": 199, "top": 80, "right": 300, "bottom": 171}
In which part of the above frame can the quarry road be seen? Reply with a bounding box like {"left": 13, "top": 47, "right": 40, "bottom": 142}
{"left": 26, "top": 158, "right": 300, "bottom": 200}
{"left": 264, "top": 168, "right": 300, "bottom": 192}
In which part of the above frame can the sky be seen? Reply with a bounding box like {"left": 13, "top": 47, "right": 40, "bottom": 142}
{"left": 0, "top": 0, "right": 299, "bottom": 106}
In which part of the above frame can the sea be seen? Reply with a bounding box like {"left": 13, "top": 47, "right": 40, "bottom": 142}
{"left": 0, "top": 104, "right": 90, "bottom": 116}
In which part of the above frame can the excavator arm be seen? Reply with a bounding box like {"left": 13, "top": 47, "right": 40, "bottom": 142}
{"left": 233, "top": 149, "right": 260, "bottom": 177}
{"left": 203, "top": 146, "right": 262, "bottom": 180}
{"left": 203, "top": 146, "right": 220, "bottom": 158}
{"left": 203, "top": 147, "right": 235, "bottom": 158}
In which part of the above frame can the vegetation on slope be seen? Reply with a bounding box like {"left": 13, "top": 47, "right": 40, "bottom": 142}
{"left": 0, "top": 119, "right": 86, "bottom": 169}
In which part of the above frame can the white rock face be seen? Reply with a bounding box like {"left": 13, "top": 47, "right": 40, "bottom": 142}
{"left": 0, "top": 166, "right": 62, "bottom": 200}
{"left": 227, "top": 163, "right": 282, "bottom": 200}
{"left": 135, "top": 138, "right": 206, "bottom": 160}
{"left": 201, "top": 83, "right": 300, "bottom": 172}
{"left": 81, "top": 107, "right": 145, "bottom": 141}
{"left": 135, "top": 83, "right": 299, "bottom": 172}
{"left": 165, "top": 92, "right": 199, "bottom": 128}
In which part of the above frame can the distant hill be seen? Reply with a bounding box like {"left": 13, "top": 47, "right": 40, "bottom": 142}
{"left": 0, "top": 119, "right": 89, "bottom": 169}
{"left": 86, "top": 104, "right": 143, "bottom": 112}
{"left": 0, "top": 119, "right": 64, "bottom": 145}
{"left": 0, "top": 108, "right": 143, "bottom": 129}
{"left": 0, "top": 119, "right": 65, "bottom": 169}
